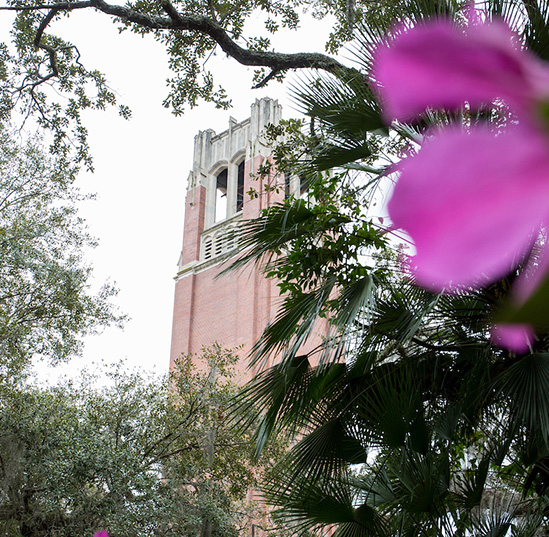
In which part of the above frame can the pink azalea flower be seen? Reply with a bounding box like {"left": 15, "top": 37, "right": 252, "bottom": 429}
{"left": 374, "top": 19, "right": 549, "bottom": 125}
{"left": 372, "top": 17, "right": 549, "bottom": 350}
{"left": 373, "top": 18, "right": 549, "bottom": 292}
{"left": 491, "top": 323, "right": 535, "bottom": 353}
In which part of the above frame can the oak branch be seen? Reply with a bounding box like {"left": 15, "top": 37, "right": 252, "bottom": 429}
{"left": 2, "top": 0, "right": 352, "bottom": 88}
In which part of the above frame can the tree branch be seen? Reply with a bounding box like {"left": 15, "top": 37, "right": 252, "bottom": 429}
{"left": 34, "top": 8, "right": 60, "bottom": 77}
{"left": 0, "top": 1, "right": 92, "bottom": 10}
{"left": 142, "top": 398, "right": 202, "bottom": 460}
{"left": 253, "top": 68, "right": 280, "bottom": 89}
{"left": 6, "top": 0, "right": 352, "bottom": 79}
{"left": 156, "top": 0, "right": 347, "bottom": 76}
{"left": 12, "top": 7, "right": 63, "bottom": 98}
{"left": 410, "top": 336, "right": 468, "bottom": 352}
{"left": 205, "top": 0, "right": 217, "bottom": 22}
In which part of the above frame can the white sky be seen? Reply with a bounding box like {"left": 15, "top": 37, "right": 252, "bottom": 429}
{"left": 21, "top": 9, "right": 338, "bottom": 381}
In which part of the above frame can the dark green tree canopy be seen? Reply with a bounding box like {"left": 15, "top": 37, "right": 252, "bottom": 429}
{"left": 228, "top": 0, "right": 549, "bottom": 534}
{"left": 0, "top": 347, "right": 290, "bottom": 537}
{"left": 0, "top": 128, "right": 122, "bottom": 380}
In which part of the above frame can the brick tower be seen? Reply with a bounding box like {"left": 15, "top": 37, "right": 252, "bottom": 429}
{"left": 170, "top": 97, "right": 309, "bottom": 380}
{"left": 169, "top": 98, "right": 330, "bottom": 537}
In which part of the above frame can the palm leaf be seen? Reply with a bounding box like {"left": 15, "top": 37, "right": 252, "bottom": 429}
{"left": 233, "top": 354, "right": 319, "bottom": 453}
{"left": 249, "top": 275, "right": 338, "bottom": 367}
{"left": 264, "top": 471, "right": 387, "bottom": 537}
{"left": 495, "top": 353, "right": 549, "bottom": 442}
{"left": 223, "top": 200, "right": 349, "bottom": 274}
{"left": 291, "top": 71, "right": 384, "bottom": 138}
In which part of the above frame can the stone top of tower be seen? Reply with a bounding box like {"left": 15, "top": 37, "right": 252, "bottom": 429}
{"left": 176, "top": 97, "right": 285, "bottom": 276}
{"left": 190, "top": 97, "right": 282, "bottom": 189}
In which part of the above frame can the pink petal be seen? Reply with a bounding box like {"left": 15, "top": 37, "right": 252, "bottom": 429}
{"left": 388, "top": 124, "right": 549, "bottom": 291}
{"left": 94, "top": 532, "right": 109, "bottom": 537}
{"left": 491, "top": 323, "right": 535, "bottom": 353}
{"left": 373, "top": 19, "right": 541, "bottom": 122}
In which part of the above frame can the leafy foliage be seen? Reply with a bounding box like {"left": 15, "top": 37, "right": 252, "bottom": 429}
{"left": 0, "top": 346, "right": 290, "bottom": 537}
{"left": 238, "top": 262, "right": 549, "bottom": 535}
{"left": 0, "top": 0, "right": 364, "bottom": 169}
{"left": 230, "top": 0, "right": 549, "bottom": 535}
{"left": 0, "top": 129, "right": 121, "bottom": 380}
{"left": 0, "top": 0, "right": 438, "bottom": 169}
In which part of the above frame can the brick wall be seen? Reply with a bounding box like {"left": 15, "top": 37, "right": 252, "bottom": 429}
{"left": 169, "top": 151, "right": 286, "bottom": 382}
{"left": 169, "top": 98, "right": 328, "bottom": 382}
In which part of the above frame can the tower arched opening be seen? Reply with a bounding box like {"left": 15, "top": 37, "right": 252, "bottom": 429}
{"left": 215, "top": 168, "right": 228, "bottom": 222}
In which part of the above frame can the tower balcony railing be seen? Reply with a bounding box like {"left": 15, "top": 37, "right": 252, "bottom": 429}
{"left": 201, "top": 212, "right": 243, "bottom": 262}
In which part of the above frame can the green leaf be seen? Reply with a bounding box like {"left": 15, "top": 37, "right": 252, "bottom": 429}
{"left": 313, "top": 142, "right": 372, "bottom": 171}
{"left": 495, "top": 353, "right": 549, "bottom": 440}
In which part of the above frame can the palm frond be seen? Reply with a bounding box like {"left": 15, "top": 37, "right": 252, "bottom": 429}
{"left": 249, "top": 275, "right": 337, "bottom": 367}
{"left": 223, "top": 200, "right": 347, "bottom": 274}
{"left": 233, "top": 354, "right": 318, "bottom": 453}
{"left": 264, "top": 471, "right": 387, "bottom": 537}
{"left": 495, "top": 353, "right": 549, "bottom": 442}
{"left": 291, "top": 71, "right": 384, "bottom": 139}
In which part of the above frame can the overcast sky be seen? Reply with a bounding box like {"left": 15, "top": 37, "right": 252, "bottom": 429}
{"left": 23, "top": 9, "right": 337, "bottom": 381}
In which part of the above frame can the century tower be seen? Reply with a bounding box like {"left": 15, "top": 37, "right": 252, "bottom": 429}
{"left": 170, "top": 98, "right": 284, "bottom": 378}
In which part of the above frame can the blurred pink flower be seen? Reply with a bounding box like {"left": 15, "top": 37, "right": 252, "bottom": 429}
{"left": 491, "top": 323, "right": 535, "bottom": 353}
{"left": 372, "top": 17, "right": 549, "bottom": 351}
{"left": 373, "top": 18, "right": 549, "bottom": 292}
{"left": 94, "top": 532, "right": 109, "bottom": 537}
